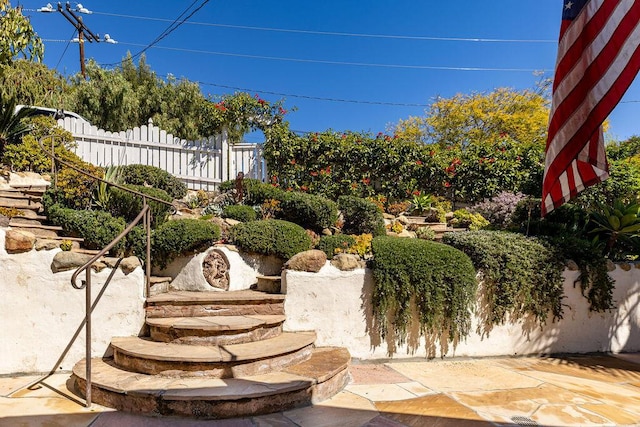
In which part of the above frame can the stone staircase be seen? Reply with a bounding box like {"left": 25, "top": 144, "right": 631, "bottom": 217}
{"left": 0, "top": 184, "right": 85, "bottom": 247}
{"left": 71, "top": 290, "right": 351, "bottom": 419}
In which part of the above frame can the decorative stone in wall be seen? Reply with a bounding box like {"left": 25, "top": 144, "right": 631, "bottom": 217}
{"left": 330, "top": 253, "right": 364, "bottom": 271}
{"left": 5, "top": 229, "right": 35, "bottom": 253}
{"left": 284, "top": 249, "right": 327, "bottom": 273}
{"left": 202, "top": 249, "right": 230, "bottom": 290}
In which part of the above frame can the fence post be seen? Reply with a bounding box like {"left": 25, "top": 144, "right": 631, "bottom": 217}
{"left": 221, "top": 127, "right": 230, "bottom": 182}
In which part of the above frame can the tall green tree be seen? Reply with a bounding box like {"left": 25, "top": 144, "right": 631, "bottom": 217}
{"left": 66, "top": 60, "right": 140, "bottom": 132}
{"left": 0, "top": 60, "right": 66, "bottom": 106}
{"left": 0, "top": 0, "right": 43, "bottom": 65}
{"left": 394, "top": 88, "right": 549, "bottom": 149}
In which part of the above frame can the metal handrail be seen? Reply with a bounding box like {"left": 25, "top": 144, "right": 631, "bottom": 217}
{"left": 37, "top": 134, "right": 174, "bottom": 408}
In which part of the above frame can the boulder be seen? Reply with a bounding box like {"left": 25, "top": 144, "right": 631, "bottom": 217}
{"left": 51, "top": 251, "right": 93, "bottom": 273}
{"left": 330, "top": 253, "right": 363, "bottom": 271}
{"left": 5, "top": 230, "right": 36, "bottom": 253}
{"left": 7, "top": 172, "right": 51, "bottom": 188}
{"left": 284, "top": 249, "right": 327, "bottom": 273}
{"left": 120, "top": 257, "right": 142, "bottom": 274}
{"left": 619, "top": 262, "right": 632, "bottom": 272}
{"left": 224, "top": 218, "right": 241, "bottom": 227}
{"left": 34, "top": 239, "right": 61, "bottom": 251}
{"left": 566, "top": 260, "right": 579, "bottom": 271}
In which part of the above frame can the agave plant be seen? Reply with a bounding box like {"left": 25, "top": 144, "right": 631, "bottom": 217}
{"left": 94, "top": 165, "right": 124, "bottom": 210}
{"left": 409, "top": 193, "right": 436, "bottom": 215}
{"left": 589, "top": 199, "right": 640, "bottom": 257}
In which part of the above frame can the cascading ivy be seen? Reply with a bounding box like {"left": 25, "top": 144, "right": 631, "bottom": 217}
{"left": 370, "top": 236, "right": 477, "bottom": 346}
{"left": 442, "top": 230, "right": 566, "bottom": 325}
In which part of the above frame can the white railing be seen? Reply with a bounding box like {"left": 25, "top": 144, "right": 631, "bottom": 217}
{"left": 57, "top": 117, "right": 266, "bottom": 191}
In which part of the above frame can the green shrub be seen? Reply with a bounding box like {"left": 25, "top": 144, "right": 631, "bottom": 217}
{"left": 338, "top": 196, "right": 386, "bottom": 236}
{"left": 149, "top": 219, "right": 221, "bottom": 268}
{"left": 107, "top": 184, "right": 173, "bottom": 228}
{"left": 47, "top": 204, "right": 126, "bottom": 252}
{"left": 317, "top": 234, "right": 357, "bottom": 258}
{"left": 450, "top": 209, "right": 490, "bottom": 231}
{"left": 2, "top": 116, "right": 76, "bottom": 173}
{"left": 230, "top": 219, "right": 312, "bottom": 260}
{"left": 415, "top": 226, "right": 437, "bottom": 240}
{"left": 510, "top": 198, "right": 588, "bottom": 237}
{"left": 442, "top": 230, "right": 565, "bottom": 326}
{"left": 279, "top": 192, "right": 338, "bottom": 232}
{"left": 120, "top": 164, "right": 187, "bottom": 199}
{"left": 220, "top": 181, "right": 338, "bottom": 231}
{"left": 126, "top": 225, "right": 147, "bottom": 260}
{"left": 238, "top": 179, "right": 283, "bottom": 206}
{"left": 222, "top": 204, "right": 258, "bottom": 222}
{"left": 37, "top": 152, "right": 103, "bottom": 211}
{"left": 370, "top": 236, "right": 477, "bottom": 346}
{"left": 546, "top": 235, "right": 614, "bottom": 312}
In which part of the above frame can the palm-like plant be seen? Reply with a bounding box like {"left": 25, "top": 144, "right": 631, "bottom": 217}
{"left": 0, "top": 93, "right": 34, "bottom": 159}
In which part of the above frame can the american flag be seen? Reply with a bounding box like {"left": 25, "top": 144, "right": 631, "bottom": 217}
{"left": 542, "top": 0, "right": 640, "bottom": 216}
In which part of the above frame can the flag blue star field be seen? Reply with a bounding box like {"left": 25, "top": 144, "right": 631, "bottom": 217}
{"left": 542, "top": 0, "right": 640, "bottom": 216}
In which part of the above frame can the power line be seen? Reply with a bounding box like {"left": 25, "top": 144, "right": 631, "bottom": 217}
{"left": 54, "top": 29, "right": 76, "bottom": 69}
{"left": 104, "top": 0, "right": 210, "bottom": 66}
{"left": 183, "top": 80, "right": 430, "bottom": 107}
{"left": 90, "top": 11, "right": 555, "bottom": 44}
{"left": 97, "top": 41, "right": 547, "bottom": 72}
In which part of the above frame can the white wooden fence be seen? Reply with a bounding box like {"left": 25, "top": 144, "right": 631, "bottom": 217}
{"left": 57, "top": 117, "right": 267, "bottom": 191}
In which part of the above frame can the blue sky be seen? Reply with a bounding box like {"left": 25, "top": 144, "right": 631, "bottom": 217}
{"left": 21, "top": 1, "right": 640, "bottom": 142}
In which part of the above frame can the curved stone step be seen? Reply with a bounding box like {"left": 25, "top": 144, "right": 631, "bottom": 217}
{"left": 72, "top": 347, "right": 350, "bottom": 419}
{"left": 146, "top": 290, "right": 286, "bottom": 318}
{"left": 147, "top": 315, "right": 286, "bottom": 345}
{"left": 111, "top": 331, "right": 316, "bottom": 377}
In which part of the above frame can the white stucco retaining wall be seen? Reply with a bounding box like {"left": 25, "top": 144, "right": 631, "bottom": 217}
{"left": 0, "top": 229, "right": 146, "bottom": 375}
{"left": 283, "top": 263, "right": 640, "bottom": 359}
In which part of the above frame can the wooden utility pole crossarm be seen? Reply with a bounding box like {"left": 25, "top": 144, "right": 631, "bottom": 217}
{"left": 56, "top": 2, "right": 101, "bottom": 79}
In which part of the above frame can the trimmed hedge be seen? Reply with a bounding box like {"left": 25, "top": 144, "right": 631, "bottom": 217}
{"left": 47, "top": 203, "right": 126, "bottom": 252}
{"left": 148, "top": 219, "right": 221, "bottom": 268}
{"left": 370, "top": 236, "right": 477, "bottom": 345}
{"left": 317, "top": 234, "right": 357, "bottom": 258}
{"left": 442, "top": 230, "right": 565, "bottom": 326}
{"left": 339, "top": 195, "right": 386, "bottom": 236}
{"left": 107, "top": 184, "right": 173, "bottom": 228}
{"left": 120, "top": 164, "right": 187, "bottom": 199}
{"left": 222, "top": 204, "right": 258, "bottom": 222}
{"left": 279, "top": 192, "right": 338, "bottom": 232}
{"left": 220, "top": 180, "right": 337, "bottom": 231}
{"left": 230, "top": 219, "right": 312, "bottom": 260}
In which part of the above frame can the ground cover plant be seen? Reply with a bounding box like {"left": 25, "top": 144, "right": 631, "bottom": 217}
{"left": 370, "top": 236, "right": 477, "bottom": 350}
{"left": 442, "top": 231, "right": 565, "bottom": 327}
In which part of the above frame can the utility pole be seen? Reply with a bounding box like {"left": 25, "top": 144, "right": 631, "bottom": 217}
{"left": 56, "top": 2, "right": 100, "bottom": 79}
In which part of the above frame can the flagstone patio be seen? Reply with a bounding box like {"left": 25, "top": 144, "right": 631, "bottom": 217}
{"left": 2, "top": 353, "right": 639, "bottom": 426}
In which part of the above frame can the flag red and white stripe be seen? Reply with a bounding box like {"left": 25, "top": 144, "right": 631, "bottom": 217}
{"left": 542, "top": 0, "right": 640, "bottom": 216}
